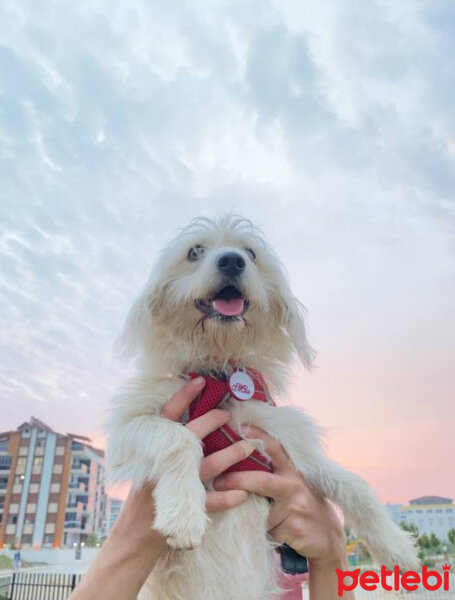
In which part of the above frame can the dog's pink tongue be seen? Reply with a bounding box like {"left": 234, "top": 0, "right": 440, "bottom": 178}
{"left": 213, "top": 298, "right": 244, "bottom": 316}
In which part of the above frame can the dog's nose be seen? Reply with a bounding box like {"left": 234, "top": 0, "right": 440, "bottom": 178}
{"left": 217, "top": 252, "right": 246, "bottom": 278}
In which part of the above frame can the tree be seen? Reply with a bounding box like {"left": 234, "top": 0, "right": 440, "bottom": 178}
{"left": 448, "top": 529, "right": 455, "bottom": 545}
{"left": 429, "top": 533, "right": 441, "bottom": 549}
{"left": 419, "top": 534, "right": 431, "bottom": 549}
{"left": 85, "top": 533, "right": 98, "bottom": 548}
{"left": 400, "top": 521, "right": 419, "bottom": 540}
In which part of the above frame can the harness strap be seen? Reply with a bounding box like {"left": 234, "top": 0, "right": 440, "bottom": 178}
{"left": 185, "top": 368, "right": 275, "bottom": 474}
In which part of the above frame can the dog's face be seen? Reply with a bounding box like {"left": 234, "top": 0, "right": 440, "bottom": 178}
{"left": 121, "top": 215, "right": 314, "bottom": 372}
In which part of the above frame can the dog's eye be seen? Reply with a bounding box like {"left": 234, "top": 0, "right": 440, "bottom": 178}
{"left": 244, "top": 248, "right": 256, "bottom": 262}
{"left": 187, "top": 245, "right": 205, "bottom": 262}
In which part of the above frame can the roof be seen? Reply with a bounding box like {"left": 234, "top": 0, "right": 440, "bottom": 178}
{"left": 4, "top": 418, "right": 104, "bottom": 459}
{"left": 67, "top": 433, "right": 93, "bottom": 442}
{"left": 18, "top": 417, "right": 54, "bottom": 433}
{"left": 409, "top": 496, "right": 453, "bottom": 505}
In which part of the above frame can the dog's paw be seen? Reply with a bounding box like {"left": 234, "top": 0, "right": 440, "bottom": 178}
{"left": 154, "top": 508, "right": 209, "bottom": 551}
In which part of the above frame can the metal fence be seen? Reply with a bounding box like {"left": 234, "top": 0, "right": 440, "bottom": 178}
{"left": 0, "top": 572, "right": 83, "bottom": 600}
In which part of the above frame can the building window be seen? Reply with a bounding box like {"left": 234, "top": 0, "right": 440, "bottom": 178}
{"left": 71, "top": 441, "right": 84, "bottom": 451}
{"left": 65, "top": 512, "right": 77, "bottom": 522}
{"left": 21, "top": 429, "right": 30, "bottom": 438}
{"left": 33, "top": 457, "right": 43, "bottom": 466}
{"left": 0, "top": 456, "right": 12, "bottom": 470}
{"left": 436, "top": 509, "right": 443, "bottom": 513}
{"left": 0, "top": 439, "right": 8, "bottom": 452}
{"left": 44, "top": 534, "right": 54, "bottom": 544}
{"left": 36, "top": 439, "right": 45, "bottom": 448}
{"left": 0, "top": 477, "right": 8, "bottom": 490}
{"left": 8, "top": 515, "right": 17, "bottom": 525}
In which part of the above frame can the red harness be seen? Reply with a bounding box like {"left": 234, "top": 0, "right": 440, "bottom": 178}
{"left": 185, "top": 368, "right": 275, "bottom": 474}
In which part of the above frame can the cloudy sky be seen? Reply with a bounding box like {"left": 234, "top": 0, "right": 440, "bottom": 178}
{"left": 1, "top": 0, "right": 454, "bottom": 503}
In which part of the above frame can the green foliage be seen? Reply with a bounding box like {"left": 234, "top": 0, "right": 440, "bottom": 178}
{"left": 448, "top": 528, "right": 455, "bottom": 545}
{"left": 419, "top": 534, "right": 431, "bottom": 549}
{"left": 0, "top": 554, "right": 13, "bottom": 570}
{"left": 84, "top": 533, "right": 99, "bottom": 548}
{"left": 400, "top": 521, "right": 419, "bottom": 538}
{"left": 429, "top": 532, "right": 441, "bottom": 548}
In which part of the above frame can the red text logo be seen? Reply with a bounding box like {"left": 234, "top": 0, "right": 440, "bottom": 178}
{"left": 336, "top": 564, "right": 451, "bottom": 596}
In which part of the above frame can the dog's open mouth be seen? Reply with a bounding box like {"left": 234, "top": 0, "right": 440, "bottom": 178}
{"left": 194, "top": 285, "right": 249, "bottom": 319}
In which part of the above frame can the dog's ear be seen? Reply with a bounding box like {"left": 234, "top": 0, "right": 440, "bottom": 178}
{"left": 276, "top": 284, "right": 316, "bottom": 370}
{"left": 116, "top": 279, "right": 163, "bottom": 361}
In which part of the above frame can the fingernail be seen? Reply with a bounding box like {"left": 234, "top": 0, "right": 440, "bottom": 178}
{"left": 214, "top": 476, "right": 226, "bottom": 489}
{"left": 190, "top": 376, "right": 205, "bottom": 386}
{"left": 240, "top": 425, "right": 253, "bottom": 438}
{"left": 239, "top": 439, "right": 255, "bottom": 457}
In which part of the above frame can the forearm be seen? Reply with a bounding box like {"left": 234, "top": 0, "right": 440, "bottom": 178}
{"left": 307, "top": 553, "right": 355, "bottom": 600}
{"left": 69, "top": 528, "right": 166, "bottom": 600}
{"left": 69, "top": 486, "right": 169, "bottom": 600}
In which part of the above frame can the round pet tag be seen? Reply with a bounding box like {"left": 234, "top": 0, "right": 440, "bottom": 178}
{"left": 229, "top": 369, "right": 255, "bottom": 401}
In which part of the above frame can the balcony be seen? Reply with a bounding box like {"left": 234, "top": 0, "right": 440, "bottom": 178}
{"left": 70, "top": 462, "right": 89, "bottom": 475}
{"left": 68, "top": 481, "right": 85, "bottom": 491}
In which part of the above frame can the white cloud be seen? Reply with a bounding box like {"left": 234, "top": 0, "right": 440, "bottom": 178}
{"left": 0, "top": 0, "right": 454, "bottom": 493}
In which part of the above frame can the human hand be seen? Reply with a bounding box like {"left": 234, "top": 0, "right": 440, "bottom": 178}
{"left": 212, "top": 424, "right": 347, "bottom": 568}
{"left": 160, "top": 375, "right": 255, "bottom": 513}
{"left": 69, "top": 379, "right": 255, "bottom": 600}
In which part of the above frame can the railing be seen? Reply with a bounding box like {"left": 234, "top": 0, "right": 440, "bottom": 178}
{"left": 0, "top": 572, "right": 82, "bottom": 600}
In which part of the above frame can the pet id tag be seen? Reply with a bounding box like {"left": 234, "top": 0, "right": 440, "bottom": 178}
{"left": 229, "top": 368, "right": 255, "bottom": 401}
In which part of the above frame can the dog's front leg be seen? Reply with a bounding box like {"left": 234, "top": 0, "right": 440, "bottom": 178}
{"left": 107, "top": 382, "right": 209, "bottom": 550}
{"left": 231, "top": 401, "right": 419, "bottom": 570}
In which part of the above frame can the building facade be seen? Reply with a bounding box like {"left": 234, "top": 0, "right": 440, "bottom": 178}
{"left": 398, "top": 496, "right": 455, "bottom": 541}
{"left": 105, "top": 498, "right": 124, "bottom": 534}
{"left": 0, "top": 417, "right": 106, "bottom": 549}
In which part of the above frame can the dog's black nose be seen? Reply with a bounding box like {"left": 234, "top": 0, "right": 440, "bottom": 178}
{"left": 217, "top": 252, "right": 246, "bottom": 278}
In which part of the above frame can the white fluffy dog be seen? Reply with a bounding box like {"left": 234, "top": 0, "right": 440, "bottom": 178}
{"left": 107, "top": 215, "right": 418, "bottom": 600}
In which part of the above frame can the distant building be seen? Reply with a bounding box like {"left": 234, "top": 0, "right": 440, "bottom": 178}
{"left": 399, "top": 496, "right": 455, "bottom": 541}
{"left": 106, "top": 498, "right": 124, "bottom": 534}
{"left": 0, "top": 417, "right": 106, "bottom": 549}
{"left": 385, "top": 502, "right": 404, "bottom": 525}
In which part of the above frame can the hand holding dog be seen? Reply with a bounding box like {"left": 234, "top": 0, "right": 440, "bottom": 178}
{"left": 213, "top": 424, "right": 355, "bottom": 599}
{"left": 69, "top": 378, "right": 254, "bottom": 600}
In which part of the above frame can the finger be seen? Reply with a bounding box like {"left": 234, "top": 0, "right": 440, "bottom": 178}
{"left": 206, "top": 490, "right": 249, "bottom": 513}
{"left": 200, "top": 440, "right": 256, "bottom": 481}
{"left": 267, "top": 500, "right": 300, "bottom": 530}
{"left": 213, "top": 470, "right": 297, "bottom": 501}
{"left": 186, "top": 409, "right": 231, "bottom": 440}
{"left": 160, "top": 376, "right": 206, "bottom": 421}
{"left": 240, "top": 425, "right": 295, "bottom": 476}
{"left": 269, "top": 515, "right": 305, "bottom": 549}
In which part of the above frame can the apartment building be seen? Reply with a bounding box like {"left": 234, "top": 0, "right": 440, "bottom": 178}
{"left": 105, "top": 497, "right": 124, "bottom": 534}
{"left": 0, "top": 417, "right": 106, "bottom": 549}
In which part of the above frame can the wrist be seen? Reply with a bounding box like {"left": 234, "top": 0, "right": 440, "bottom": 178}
{"left": 307, "top": 543, "right": 348, "bottom": 571}
{"left": 110, "top": 507, "right": 169, "bottom": 562}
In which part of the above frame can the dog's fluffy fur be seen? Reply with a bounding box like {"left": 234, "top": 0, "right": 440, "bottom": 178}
{"left": 107, "top": 215, "right": 418, "bottom": 600}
